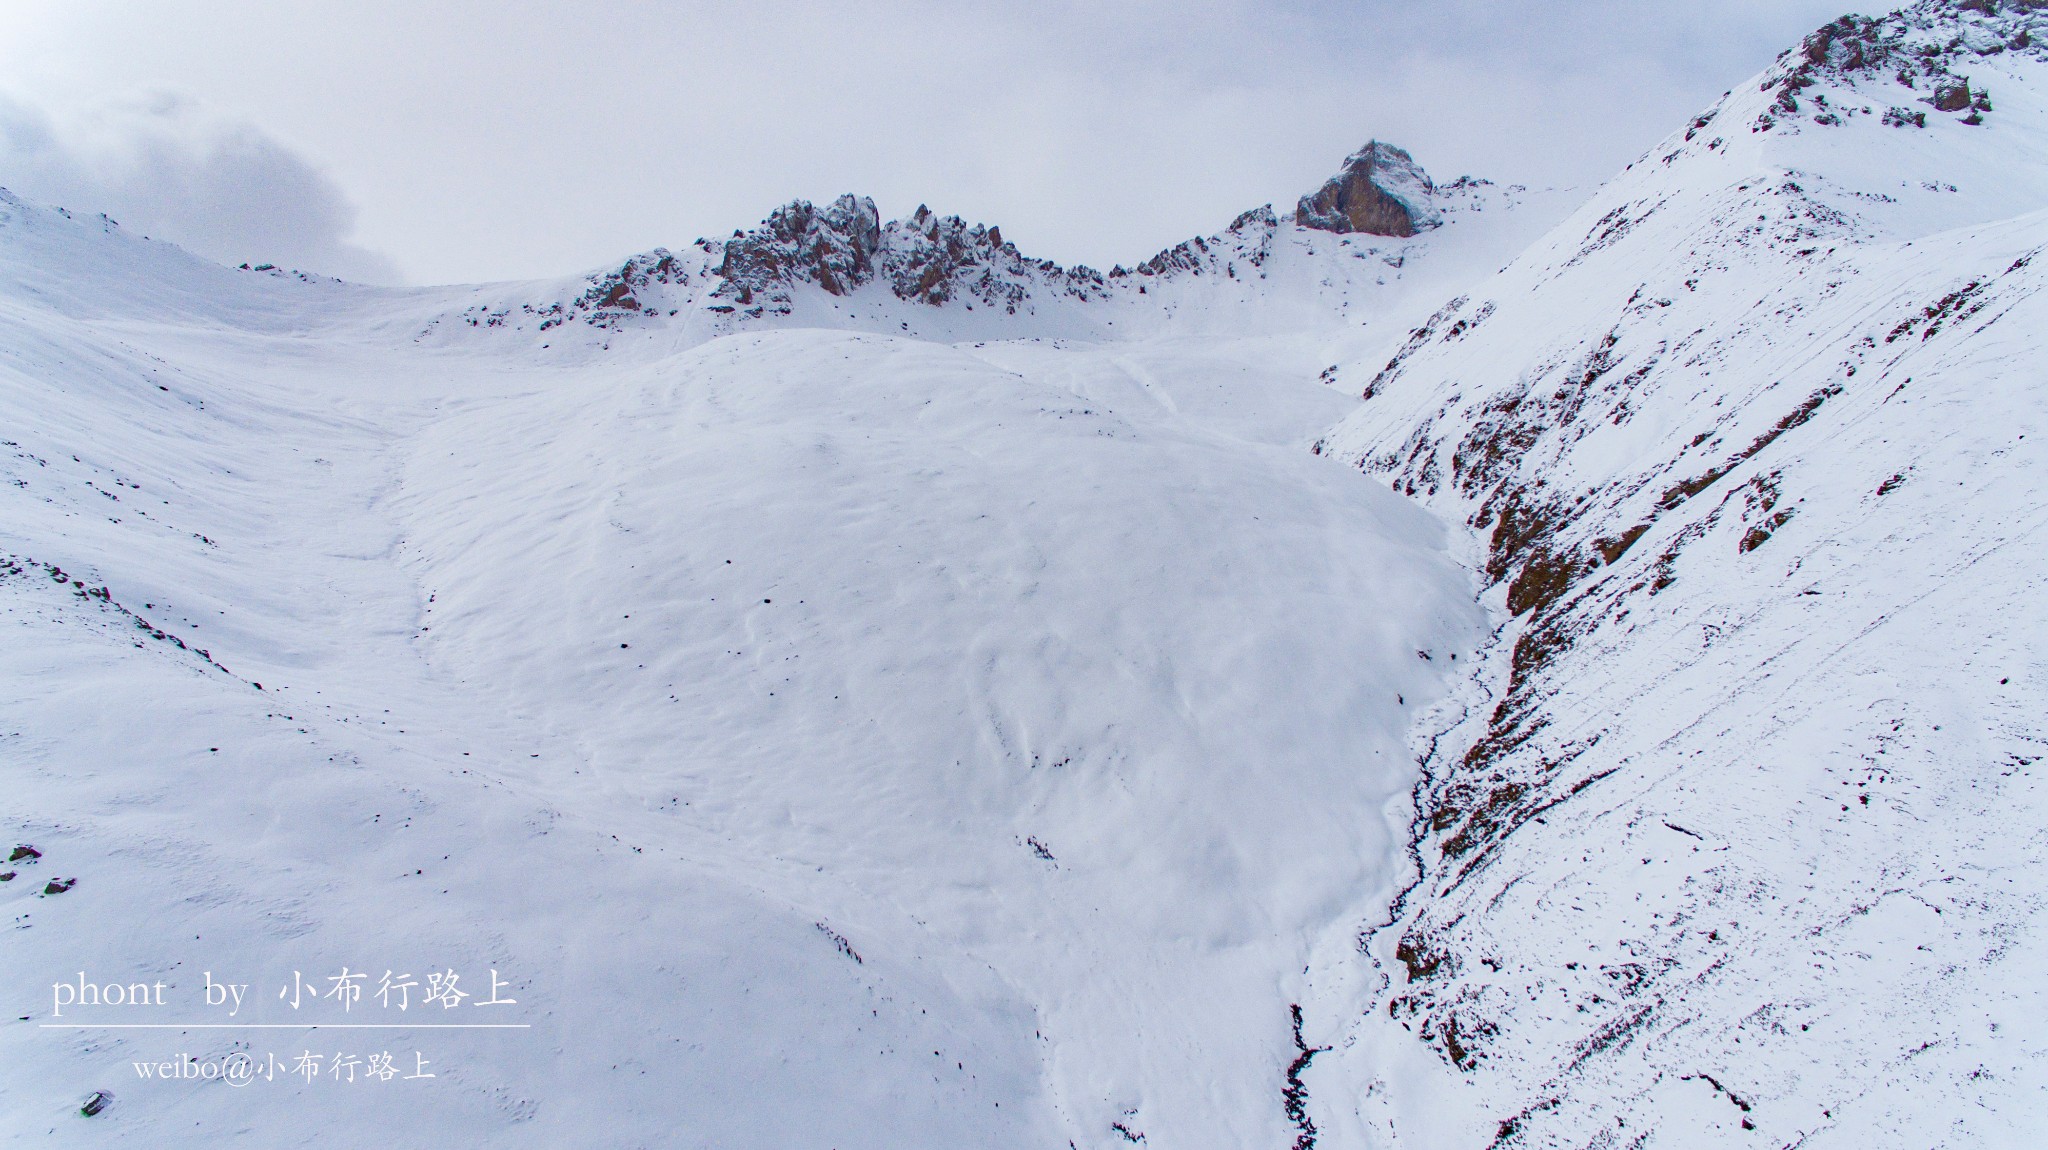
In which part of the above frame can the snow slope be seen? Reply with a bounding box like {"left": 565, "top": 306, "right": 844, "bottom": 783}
{"left": 10, "top": 3, "right": 2047, "bottom": 1145}
{"left": 1315, "top": 4, "right": 2048, "bottom": 1146}
{"left": 0, "top": 135, "right": 1553, "bottom": 1146}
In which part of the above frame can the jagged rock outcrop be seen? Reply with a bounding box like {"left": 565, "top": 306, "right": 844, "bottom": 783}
{"left": 579, "top": 249, "right": 690, "bottom": 315}
{"left": 713, "top": 194, "right": 883, "bottom": 309}
{"left": 1754, "top": 1, "right": 2041, "bottom": 133}
{"left": 877, "top": 205, "right": 1107, "bottom": 312}
{"left": 703, "top": 194, "right": 1110, "bottom": 317}
{"left": 880, "top": 205, "right": 1011, "bottom": 304}
{"left": 1295, "top": 142, "right": 1442, "bottom": 238}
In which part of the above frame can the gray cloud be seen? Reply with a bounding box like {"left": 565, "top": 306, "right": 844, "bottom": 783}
{"left": 0, "top": 91, "right": 401, "bottom": 283}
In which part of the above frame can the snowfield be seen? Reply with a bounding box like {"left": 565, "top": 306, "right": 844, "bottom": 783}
{"left": 5, "top": 2, "right": 2047, "bottom": 1146}
{"left": 0, "top": 162, "right": 1550, "bottom": 1146}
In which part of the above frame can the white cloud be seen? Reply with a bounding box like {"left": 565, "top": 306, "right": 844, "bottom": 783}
{"left": 0, "top": 2, "right": 1854, "bottom": 284}
{"left": 0, "top": 90, "right": 401, "bottom": 283}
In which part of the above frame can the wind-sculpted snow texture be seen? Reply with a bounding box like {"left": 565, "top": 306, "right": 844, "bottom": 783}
{"left": 1316, "top": 4, "right": 2048, "bottom": 1146}
{"left": 0, "top": 136, "right": 1575, "bottom": 1145}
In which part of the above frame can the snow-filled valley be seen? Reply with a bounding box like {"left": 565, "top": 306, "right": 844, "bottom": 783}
{"left": 0, "top": 148, "right": 1567, "bottom": 1147}
{"left": 5, "top": 3, "right": 2048, "bottom": 1147}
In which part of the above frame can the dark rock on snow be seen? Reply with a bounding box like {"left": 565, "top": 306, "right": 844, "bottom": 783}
{"left": 1295, "top": 141, "right": 1443, "bottom": 238}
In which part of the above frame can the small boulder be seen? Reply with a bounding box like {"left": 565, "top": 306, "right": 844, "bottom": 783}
{"left": 1933, "top": 81, "right": 1973, "bottom": 111}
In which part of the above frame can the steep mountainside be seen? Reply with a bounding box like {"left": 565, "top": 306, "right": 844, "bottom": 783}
{"left": 1314, "top": 3, "right": 2048, "bottom": 1146}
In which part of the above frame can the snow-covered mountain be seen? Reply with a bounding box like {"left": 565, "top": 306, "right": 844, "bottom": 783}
{"left": 1313, "top": 3, "right": 2048, "bottom": 1146}
{"left": 0, "top": 141, "right": 1567, "bottom": 1148}
{"left": 411, "top": 141, "right": 1571, "bottom": 356}
{"left": 3, "top": 2, "right": 2045, "bottom": 1147}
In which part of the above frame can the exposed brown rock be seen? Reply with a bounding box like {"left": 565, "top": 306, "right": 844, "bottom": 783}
{"left": 1295, "top": 142, "right": 1441, "bottom": 237}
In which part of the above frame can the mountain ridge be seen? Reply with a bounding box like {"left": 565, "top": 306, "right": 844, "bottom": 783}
{"left": 417, "top": 142, "right": 1556, "bottom": 350}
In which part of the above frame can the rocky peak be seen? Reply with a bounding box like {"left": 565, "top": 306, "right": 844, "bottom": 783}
{"left": 1295, "top": 141, "right": 1442, "bottom": 238}
{"left": 704, "top": 193, "right": 1108, "bottom": 317}
{"left": 879, "top": 204, "right": 1025, "bottom": 306}
{"left": 713, "top": 193, "right": 882, "bottom": 307}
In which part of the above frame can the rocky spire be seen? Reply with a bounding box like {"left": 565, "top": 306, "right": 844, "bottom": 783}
{"left": 1294, "top": 141, "right": 1442, "bottom": 238}
{"left": 712, "top": 194, "right": 883, "bottom": 306}
{"left": 697, "top": 193, "right": 1108, "bottom": 318}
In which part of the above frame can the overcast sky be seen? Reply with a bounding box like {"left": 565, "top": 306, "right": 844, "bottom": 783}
{"left": 0, "top": 1, "right": 1856, "bottom": 285}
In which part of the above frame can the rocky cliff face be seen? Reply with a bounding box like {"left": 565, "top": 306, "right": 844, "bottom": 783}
{"left": 1295, "top": 141, "right": 1443, "bottom": 238}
